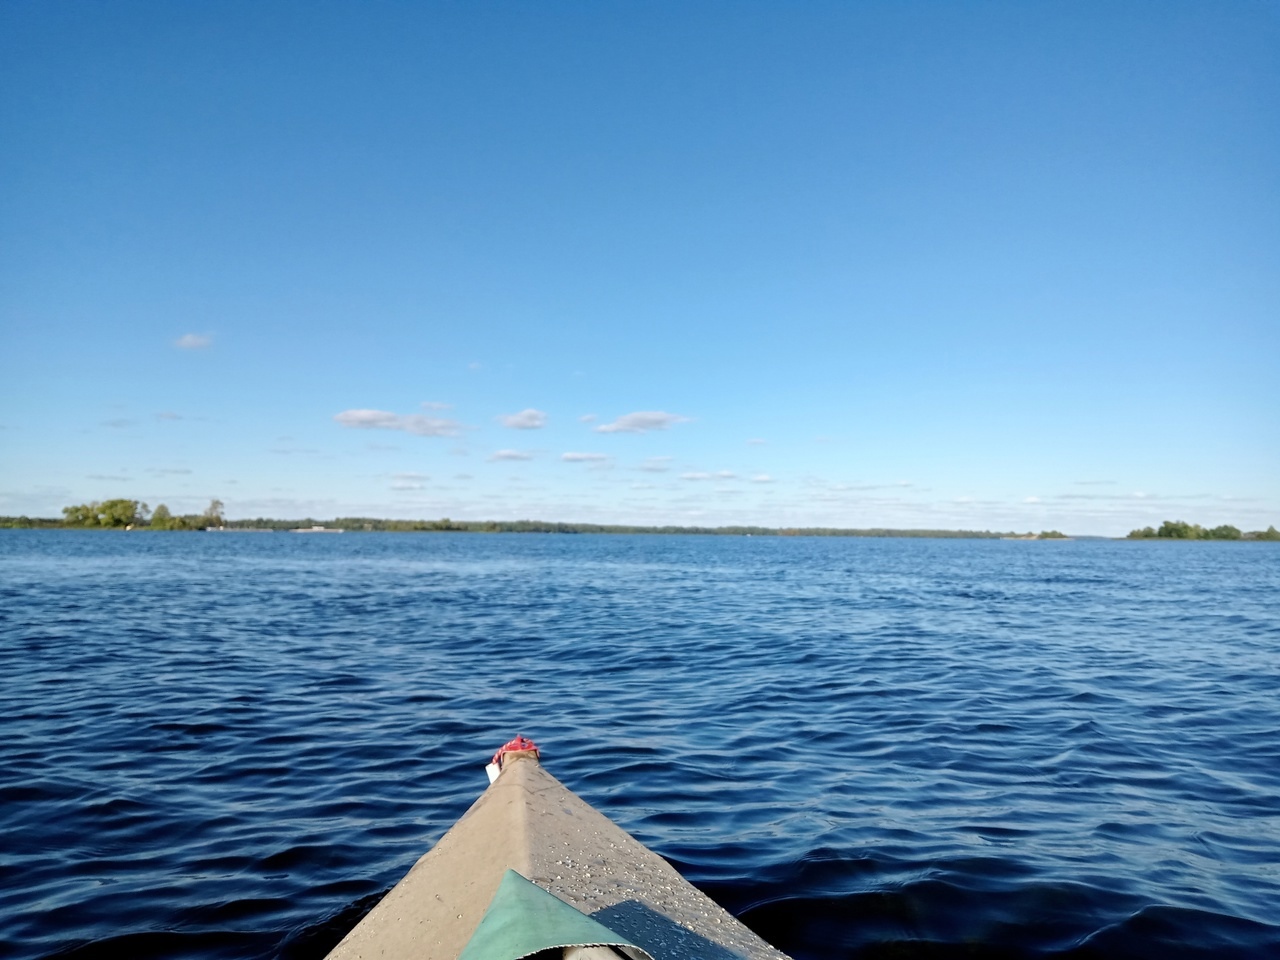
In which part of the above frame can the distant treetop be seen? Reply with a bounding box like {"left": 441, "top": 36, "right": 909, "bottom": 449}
{"left": 1126, "top": 520, "right": 1278, "bottom": 541}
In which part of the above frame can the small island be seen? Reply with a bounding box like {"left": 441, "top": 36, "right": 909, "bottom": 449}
{"left": 1127, "top": 520, "right": 1280, "bottom": 541}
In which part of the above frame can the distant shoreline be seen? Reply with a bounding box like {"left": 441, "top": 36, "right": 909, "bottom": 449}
{"left": 3, "top": 516, "right": 1057, "bottom": 538}
{"left": 6, "top": 515, "right": 1277, "bottom": 540}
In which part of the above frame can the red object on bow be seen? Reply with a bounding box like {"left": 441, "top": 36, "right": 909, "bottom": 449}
{"left": 491, "top": 735, "right": 541, "bottom": 769}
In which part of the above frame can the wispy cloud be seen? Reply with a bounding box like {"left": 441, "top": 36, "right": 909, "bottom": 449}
{"left": 421, "top": 401, "right": 452, "bottom": 410}
{"left": 334, "top": 409, "right": 461, "bottom": 437}
{"left": 491, "top": 449, "right": 534, "bottom": 461}
{"left": 147, "top": 467, "right": 193, "bottom": 476}
{"left": 499, "top": 408, "right": 548, "bottom": 430}
{"left": 87, "top": 474, "right": 131, "bottom": 481}
{"left": 595, "top": 411, "right": 690, "bottom": 434}
{"left": 156, "top": 411, "right": 183, "bottom": 421}
{"left": 1073, "top": 480, "right": 1118, "bottom": 486}
{"left": 174, "top": 333, "right": 212, "bottom": 350}
{"left": 638, "top": 456, "right": 673, "bottom": 473}
{"left": 747, "top": 438, "right": 766, "bottom": 445}
{"left": 1024, "top": 496, "right": 1042, "bottom": 503}
{"left": 270, "top": 443, "right": 324, "bottom": 456}
{"left": 681, "top": 470, "right": 736, "bottom": 481}
{"left": 101, "top": 419, "right": 134, "bottom": 429}
{"left": 1056, "top": 491, "right": 1163, "bottom": 502}
{"left": 750, "top": 474, "right": 774, "bottom": 483}
{"left": 579, "top": 414, "right": 598, "bottom": 423}
{"left": 562, "top": 452, "right": 609, "bottom": 462}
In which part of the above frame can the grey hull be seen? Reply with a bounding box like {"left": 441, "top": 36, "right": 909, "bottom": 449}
{"left": 324, "top": 753, "right": 791, "bottom": 960}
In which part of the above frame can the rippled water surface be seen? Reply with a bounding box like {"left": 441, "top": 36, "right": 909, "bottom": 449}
{"left": 2, "top": 531, "right": 1278, "bottom": 959}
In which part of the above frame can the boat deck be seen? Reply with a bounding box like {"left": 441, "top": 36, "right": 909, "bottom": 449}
{"left": 325, "top": 752, "right": 790, "bottom": 960}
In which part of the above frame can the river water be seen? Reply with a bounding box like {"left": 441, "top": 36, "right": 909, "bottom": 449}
{"left": 2, "top": 531, "right": 1278, "bottom": 959}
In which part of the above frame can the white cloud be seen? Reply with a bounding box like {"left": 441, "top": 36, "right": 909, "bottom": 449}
{"left": 491, "top": 449, "right": 534, "bottom": 461}
{"left": 174, "top": 333, "right": 212, "bottom": 349}
{"left": 1024, "top": 496, "right": 1041, "bottom": 503}
{"left": 747, "top": 438, "right": 766, "bottom": 445}
{"left": 148, "top": 468, "right": 193, "bottom": 476}
{"left": 156, "top": 411, "right": 183, "bottom": 421}
{"left": 334, "top": 409, "right": 461, "bottom": 437}
{"left": 393, "top": 472, "right": 430, "bottom": 481}
{"left": 391, "top": 479, "right": 425, "bottom": 490}
{"left": 750, "top": 474, "right": 774, "bottom": 483}
{"left": 562, "top": 452, "right": 609, "bottom": 462}
{"left": 595, "top": 411, "right": 690, "bottom": 434}
{"left": 681, "top": 471, "right": 736, "bottom": 481}
{"left": 87, "top": 473, "right": 132, "bottom": 481}
{"left": 638, "top": 456, "right": 673, "bottom": 473}
{"left": 499, "top": 408, "right": 548, "bottom": 430}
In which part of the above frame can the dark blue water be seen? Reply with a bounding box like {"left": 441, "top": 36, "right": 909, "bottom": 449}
{"left": 2, "top": 532, "right": 1278, "bottom": 960}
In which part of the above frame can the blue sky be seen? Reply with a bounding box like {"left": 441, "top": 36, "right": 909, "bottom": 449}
{"left": 2, "top": 1, "right": 1276, "bottom": 534}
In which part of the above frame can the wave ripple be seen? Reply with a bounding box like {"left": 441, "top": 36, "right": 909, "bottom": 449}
{"left": 2, "top": 532, "right": 1278, "bottom": 959}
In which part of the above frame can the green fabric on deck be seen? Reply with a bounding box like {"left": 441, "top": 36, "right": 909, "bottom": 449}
{"left": 458, "top": 869, "right": 654, "bottom": 960}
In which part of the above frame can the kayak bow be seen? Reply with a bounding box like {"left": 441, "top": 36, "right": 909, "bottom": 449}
{"left": 324, "top": 738, "right": 790, "bottom": 960}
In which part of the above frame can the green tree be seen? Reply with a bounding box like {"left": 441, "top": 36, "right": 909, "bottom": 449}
{"left": 151, "top": 504, "right": 173, "bottom": 530}
{"left": 203, "top": 499, "right": 225, "bottom": 527}
{"left": 99, "top": 499, "right": 147, "bottom": 527}
{"left": 1206, "top": 524, "right": 1242, "bottom": 540}
{"left": 61, "top": 499, "right": 148, "bottom": 527}
{"left": 62, "top": 502, "right": 98, "bottom": 526}
{"left": 1157, "top": 520, "right": 1202, "bottom": 539}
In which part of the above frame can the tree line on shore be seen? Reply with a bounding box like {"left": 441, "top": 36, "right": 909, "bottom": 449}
{"left": 1, "top": 498, "right": 1051, "bottom": 538}
{"left": 55, "top": 498, "right": 224, "bottom": 530}
{"left": 3, "top": 501, "right": 1276, "bottom": 540}
{"left": 1126, "top": 520, "right": 1280, "bottom": 541}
